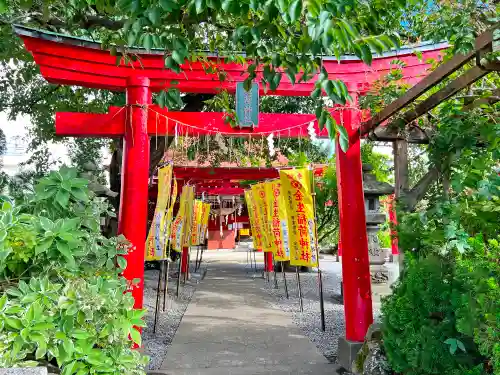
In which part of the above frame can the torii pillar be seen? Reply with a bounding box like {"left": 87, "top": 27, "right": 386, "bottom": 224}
{"left": 118, "top": 77, "right": 151, "bottom": 309}
{"left": 336, "top": 101, "right": 373, "bottom": 368}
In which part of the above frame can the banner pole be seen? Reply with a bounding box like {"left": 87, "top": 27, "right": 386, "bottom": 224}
{"left": 153, "top": 260, "right": 164, "bottom": 333}
{"left": 176, "top": 252, "right": 183, "bottom": 297}
{"left": 273, "top": 254, "right": 278, "bottom": 289}
{"left": 194, "top": 246, "right": 200, "bottom": 272}
{"left": 282, "top": 261, "right": 289, "bottom": 299}
{"left": 296, "top": 266, "right": 303, "bottom": 312}
{"left": 310, "top": 166, "right": 326, "bottom": 331}
{"left": 163, "top": 258, "right": 169, "bottom": 311}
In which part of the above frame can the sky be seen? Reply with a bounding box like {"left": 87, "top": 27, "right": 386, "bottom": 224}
{"left": 0, "top": 112, "right": 70, "bottom": 175}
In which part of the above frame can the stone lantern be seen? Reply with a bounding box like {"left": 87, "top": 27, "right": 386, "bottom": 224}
{"left": 363, "top": 164, "right": 393, "bottom": 284}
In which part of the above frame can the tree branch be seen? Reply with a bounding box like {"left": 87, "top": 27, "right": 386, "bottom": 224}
{"left": 399, "top": 167, "right": 439, "bottom": 211}
{"left": 319, "top": 224, "right": 339, "bottom": 244}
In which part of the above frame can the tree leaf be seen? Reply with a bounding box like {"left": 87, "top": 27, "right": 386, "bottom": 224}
{"left": 172, "top": 50, "right": 185, "bottom": 66}
{"left": 160, "top": 0, "right": 174, "bottom": 11}
{"left": 0, "top": 294, "right": 6, "bottom": 311}
{"left": 55, "top": 189, "right": 70, "bottom": 208}
{"left": 143, "top": 33, "right": 153, "bottom": 51}
{"left": 39, "top": 217, "right": 54, "bottom": 231}
{"left": 56, "top": 241, "right": 71, "bottom": 259}
{"left": 35, "top": 238, "right": 53, "bottom": 255}
{"left": 148, "top": 6, "right": 161, "bottom": 24}
{"left": 325, "top": 115, "right": 335, "bottom": 139}
{"left": 5, "top": 317, "right": 23, "bottom": 329}
{"left": 0, "top": 0, "right": 7, "bottom": 14}
{"left": 130, "top": 328, "right": 141, "bottom": 346}
{"left": 338, "top": 124, "right": 349, "bottom": 152}
{"left": 35, "top": 342, "right": 47, "bottom": 360}
{"left": 456, "top": 339, "right": 466, "bottom": 353}
{"left": 117, "top": 256, "right": 127, "bottom": 269}
{"left": 288, "top": 0, "right": 302, "bottom": 23}
{"left": 195, "top": 0, "right": 205, "bottom": 14}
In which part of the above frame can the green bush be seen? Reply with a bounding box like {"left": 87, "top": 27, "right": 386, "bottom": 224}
{"left": 0, "top": 167, "right": 148, "bottom": 374}
{"left": 454, "top": 236, "right": 500, "bottom": 374}
{"left": 382, "top": 255, "right": 483, "bottom": 375}
{"left": 383, "top": 171, "right": 500, "bottom": 375}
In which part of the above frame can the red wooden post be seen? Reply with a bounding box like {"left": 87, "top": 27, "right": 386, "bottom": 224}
{"left": 336, "top": 104, "right": 373, "bottom": 343}
{"left": 338, "top": 235, "right": 342, "bottom": 257}
{"left": 181, "top": 247, "right": 189, "bottom": 274}
{"left": 265, "top": 252, "right": 273, "bottom": 272}
{"left": 118, "top": 76, "right": 151, "bottom": 310}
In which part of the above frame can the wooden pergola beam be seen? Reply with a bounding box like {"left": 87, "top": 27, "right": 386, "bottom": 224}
{"left": 387, "top": 64, "right": 491, "bottom": 128}
{"left": 369, "top": 124, "right": 433, "bottom": 144}
{"left": 360, "top": 24, "right": 498, "bottom": 135}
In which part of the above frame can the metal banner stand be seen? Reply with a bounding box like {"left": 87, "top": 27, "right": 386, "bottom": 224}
{"left": 194, "top": 246, "right": 200, "bottom": 273}
{"left": 162, "top": 258, "right": 169, "bottom": 311}
{"left": 199, "top": 245, "right": 205, "bottom": 271}
{"left": 184, "top": 248, "right": 189, "bottom": 283}
{"left": 273, "top": 254, "right": 278, "bottom": 289}
{"left": 310, "top": 166, "right": 326, "bottom": 331}
{"left": 153, "top": 260, "right": 164, "bottom": 333}
{"left": 176, "top": 252, "right": 183, "bottom": 297}
{"left": 282, "top": 261, "right": 289, "bottom": 298}
{"left": 296, "top": 266, "right": 303, "bottom": 312}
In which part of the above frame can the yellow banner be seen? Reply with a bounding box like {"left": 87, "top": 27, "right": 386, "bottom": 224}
{"left": 165, "top": 179, "right": 177, "bottom": 241}
{"left": 171, "top": 185, "right": 189, "bottom": 252}
{"left": 265, "top": 180, "right": 290, "bottom": 261}
{"left": 251, "top": 183, "right": 273, "bottom": 252}
{"left": 145, "top": 164, "right": 173, "bottom": 261}
{"left": 245, "top": 190, "right": 262, "bottom": 250}
{"left": 240, "top": 228, "right": 250, "bottom": 236}
{"left": 198, "top": 203, "right": 210, "bottom": 244}
{"left": 279, "top": 169, "right": 318, "bottom": 267}
{"left": 182, "top": 186, "right": 195, "bottom": 247}
{"left": 190, "top": 200, "right": 203, "bottom": 245}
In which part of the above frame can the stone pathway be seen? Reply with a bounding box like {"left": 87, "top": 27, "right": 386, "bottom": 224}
{"left": 159, "top": 262, "right": 339, "bottom": 375}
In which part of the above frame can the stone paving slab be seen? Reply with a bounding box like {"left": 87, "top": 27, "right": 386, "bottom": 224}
{"left": 160, "top": 262, "right": 338, "bottom": 374}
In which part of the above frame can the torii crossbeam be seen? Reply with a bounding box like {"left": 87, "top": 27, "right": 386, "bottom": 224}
{"left": 15, "top": 25, "right": 445, "bottom": 345}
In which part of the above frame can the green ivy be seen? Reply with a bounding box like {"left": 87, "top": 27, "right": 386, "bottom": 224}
{"left": 0, "top": 166, "right": 148, "bottom": 374}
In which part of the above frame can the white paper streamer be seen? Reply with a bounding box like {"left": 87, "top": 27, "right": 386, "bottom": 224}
{"left": 308, "top": 121, "right": 317, "bottom": 142}
{"left": 267, "top": 132, "right": 275, "bottom": 157}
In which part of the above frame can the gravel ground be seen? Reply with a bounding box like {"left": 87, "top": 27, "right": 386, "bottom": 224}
{"left": 141, "top": 264, "right": 204, "bottom": 370}
{"left": 261, "top": 261, "right": 382, "bottom": 363}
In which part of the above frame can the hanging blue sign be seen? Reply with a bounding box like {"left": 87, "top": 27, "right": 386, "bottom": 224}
{"left": 235, "top": 82, "right": 259, "bottom": 128}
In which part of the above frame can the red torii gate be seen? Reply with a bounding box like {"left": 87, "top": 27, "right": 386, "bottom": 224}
{"left": 14, "top": 25, "right": 444, "bottom": 344}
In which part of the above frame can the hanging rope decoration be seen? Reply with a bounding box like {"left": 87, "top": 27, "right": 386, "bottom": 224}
{"left": 215, "top": 132, "right": 229, "bottom": 154}
{"left": 141, "top": 104, "right": 361, "bottom": 136}
{"left": 308, "top": 121, "right": 318, "bottom": 143}
{"left": 267, "top": 132, "right": 275, "bottom": 157}
{"left": 174, "top": 122, "right": 178, "bottom": 146}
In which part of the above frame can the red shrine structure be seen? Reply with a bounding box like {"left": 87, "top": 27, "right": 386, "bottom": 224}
{"left": 14, "top": 24, "right": 446, "bottom": 345}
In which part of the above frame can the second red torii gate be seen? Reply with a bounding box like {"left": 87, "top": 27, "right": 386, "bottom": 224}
{"left": 15, "top": 25, "right": 445, "bottom": 344}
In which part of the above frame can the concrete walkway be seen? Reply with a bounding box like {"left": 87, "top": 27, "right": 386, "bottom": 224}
{"left": 159, "top": 262, "right": 338, "bottom": 375}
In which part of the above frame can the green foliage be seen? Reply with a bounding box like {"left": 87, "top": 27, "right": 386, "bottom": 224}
{"left": 382, "top": 255, "right": 483, "bottom": 375}
{"left": 383, "top": 169, "right": 500, "bottom": 375}
{"left": 361, "top": 142, "right": 392, "bottom": 183}
{"left": 377, "top": 228, "right": 391, "bottom": 249}
{"left": 0, "top": 166, "right": 148, "bottom": 374}
{"left": 454, "top": 237, "right": 500, "bottom": 374}
{"left": 315, "top": 162, "right": 339, "bottom": 245}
